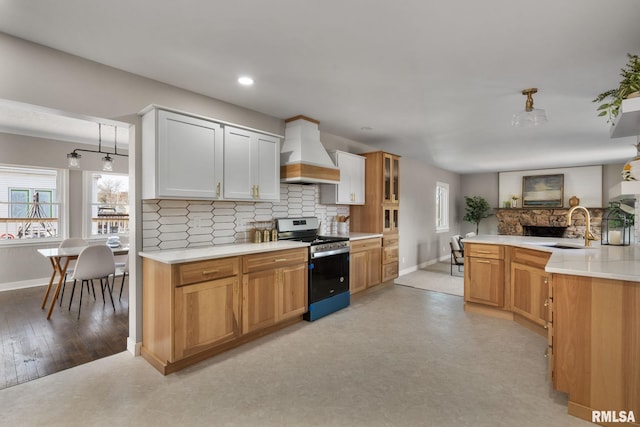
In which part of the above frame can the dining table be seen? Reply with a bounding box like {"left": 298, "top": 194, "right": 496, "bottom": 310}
{"left": 37, "top": 244, "right": 129, "bottom": 319}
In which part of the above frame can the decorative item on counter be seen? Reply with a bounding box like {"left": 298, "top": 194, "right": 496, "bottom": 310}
{"left": 601, "top": 201, "right": 634, "bottom": 246}
{"left": 569, "top": 195, "right": 580, "bottom": 207}
{"left": 263, "top": 228, "right": 271, "bottom": 242}
{"left": 503, "top": 201, "right": 511, "bottom": 208}
{"left": 510, "top": 194, "right": 520, "bottom": 208}
{"left": 271, "top": 228, "right": 278, "bottom": 241}
{"left": 336, "top": 215, "right": 349, "bottom": 234}
{"left": 622, "top": 142, "right": 640, "bottom": 181}
{"left": 253, "top": 228, "right": 262, "bottom": 243}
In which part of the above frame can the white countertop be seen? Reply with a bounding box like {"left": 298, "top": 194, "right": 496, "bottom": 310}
{"left": 320, "top": 232, "right": 383, "bottom": 241}
{"left": 139, "top": 241, "right": 309, "bottom": 264}
{"left": 463, "top": 235, "right": 640, "bottom": 282}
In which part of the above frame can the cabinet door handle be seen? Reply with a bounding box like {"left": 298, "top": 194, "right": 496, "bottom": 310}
{"left": 544, "top": 298, "right": 550, "bottom": 307}
{"left": 543, "top": 348, "right": 549, "bottom": 358}
{"left": 274, "top": 258, "right": 287, "bottom": 262}
{"left": 544, "top": 322, "right": 549, "bottom": 330}
{"left": 216, "top": 182, "right": 221, "bottom": 197}
{"left": 202, "top": 269, "right": 219, "bottom": 275}
{"left": 476, "top": 250, "right": 493, "bottom": 254}
{"left": 475, "top": 260, "right": 491, "bottom": 264}
{"left": 256, "top": 185, "right": 260, "bottom": 198}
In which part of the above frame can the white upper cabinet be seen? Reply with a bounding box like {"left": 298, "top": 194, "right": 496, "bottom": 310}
{"left": 320, "top": 150, "right": 365, "bottom": 205}
{"left": 223, "top": 126, "right": 280, "bottom": 201}
{"left": 611, "top": 97, "right": 640, "bottom": 138}
{"left": 142, "top": 108, "right": 223, "bottom": 199}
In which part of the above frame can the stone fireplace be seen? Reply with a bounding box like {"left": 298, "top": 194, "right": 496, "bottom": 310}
{"left": 496, "top": 208, "right": 603, "bottom": 240}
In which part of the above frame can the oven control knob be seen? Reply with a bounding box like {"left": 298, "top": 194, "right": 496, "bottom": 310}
{"left": 339, "top": 277, "right": 344, "bottom": 282}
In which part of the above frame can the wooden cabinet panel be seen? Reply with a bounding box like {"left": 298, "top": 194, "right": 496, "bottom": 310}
{"left": 243, "top": 248, "right": 308, "bottom": 273}
{"left": 511, "top": 261, "right": 549, "bottom": 326}
{"left": 279, "top": 263, "right": 308, "bottom": 320}
{"left": 351, "top": 238, "right": 381, "bottom": 252}
{"left": 367, "top": 246, "right": 382, "bottom": 287}
{"left": 382, "top": 262, "right": 399, "bottom": 283}
{"left": 466, "top": 243, "right": 504, "bottom": 259}
{"left": 350, "top": 250, "right": 368, "bottom": 294}
{"left": 174, "top": 276, "right": 240, "bottom": 360}
{"left": 176, "top": 257, "right": 240, "bottom": 286}
{"left": 382, "top": 244, "right": 399, "bottom": 264}
{"left": 465, "top": 257, "right": 504, "bottom": 307}
{"left": 242, "top": 269, "right": 278, "bottom": 334}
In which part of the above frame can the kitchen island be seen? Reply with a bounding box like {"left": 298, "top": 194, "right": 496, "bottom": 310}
{"left": 463, "top": 235, "right": 639, "bottom": 426}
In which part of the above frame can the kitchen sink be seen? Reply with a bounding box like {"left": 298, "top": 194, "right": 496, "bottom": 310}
{"left": 537, "top": 242, "right": 594, "bottom": 250}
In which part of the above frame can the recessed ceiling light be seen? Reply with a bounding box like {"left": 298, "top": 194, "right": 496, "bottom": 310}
{"left": 238, "top": 76, "right": 254, "bottom": 86}
{"left": 361, "top": 126, "right": 373, "bottom": 131}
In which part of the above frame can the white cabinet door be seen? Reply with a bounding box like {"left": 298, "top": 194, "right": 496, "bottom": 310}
{"left": 255, "top": 133, "right": 280, "bottom": 201}
{"left": 223, "top": 126, "right": 280, "bottom": 201}
{"left": 320, "top": 151, "right": 365, "bottom": 205}
{"left": 223, "top": 127, "right": 254, "bottom": 199}
{"left": 152, "top": 110, "right": 223, "bottom": 199}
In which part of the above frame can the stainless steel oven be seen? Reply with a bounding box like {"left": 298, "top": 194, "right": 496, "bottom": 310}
{"left": 276, "top": 217, "right": 350, "bottom": 321}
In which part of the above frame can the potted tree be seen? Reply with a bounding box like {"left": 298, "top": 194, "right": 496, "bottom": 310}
{"left": 463, "top": 196, "right": 492, "bottom": 235}
{"left": 593, "top": 53, "right": 640, "bottom": 125}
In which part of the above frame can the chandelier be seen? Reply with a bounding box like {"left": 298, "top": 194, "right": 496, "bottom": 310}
{"left": 511, "top": 88, "right": 547, "bottom": 127}
{"left": 67, "top": 123, "right": 128, "bottom": 171}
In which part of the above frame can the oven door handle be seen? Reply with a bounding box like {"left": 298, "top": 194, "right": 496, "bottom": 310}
{"left": 311, "top": 247, "right": 350, "bottom": 259}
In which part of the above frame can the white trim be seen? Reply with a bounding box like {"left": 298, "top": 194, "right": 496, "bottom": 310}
{"left": 0, "top": 277, "right": 49, "bottom": 292}
{"left": 398, "top": 256, "right": 447, "bottom": 277}
{"left": 127, "top": 337, "right": 142, "bottom": 356}
{"left": 435, "top": 181, "right": 450, "bottom": 233}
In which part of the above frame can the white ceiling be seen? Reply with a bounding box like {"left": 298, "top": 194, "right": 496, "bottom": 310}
{"left": 1, "top": 0, "right": 639, "bottom": 173}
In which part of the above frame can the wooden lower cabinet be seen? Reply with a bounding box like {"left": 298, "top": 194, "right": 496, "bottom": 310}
{"left": 174, "top": 276, "right": 240, "bottom": 360}
{"left": 464, "top": 256, "right": 504, "bottom": 307}
{"left": 382, "top": 234, "right": 399, "bottom": 282}
{"left": 141, "top": 247, "right": 308, "bottom": 375}
{"left": 511, "top": 262, "right": 550, "bottom": 327}
{"left": 552, "top": 274, "right": 640, "bottom": 424}
{"left": 243, "top": 262, "right": 307, "bottom": 334}
{"left": 350, "top": 237, "right": 382, "bottom": 294}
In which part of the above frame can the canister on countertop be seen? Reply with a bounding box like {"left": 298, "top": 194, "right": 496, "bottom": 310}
{"left": 263, "top": 228, "right": 271, "bottom": 242}
{"left": 271, "top": 228, "right": 278, "bottom": 241}
{"left": 253, "top": 228, "right": 262, "bottom": 243}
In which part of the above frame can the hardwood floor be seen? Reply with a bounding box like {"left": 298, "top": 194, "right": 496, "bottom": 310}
{"left": 0, "top": 277, "right": 128, "bottom": 390}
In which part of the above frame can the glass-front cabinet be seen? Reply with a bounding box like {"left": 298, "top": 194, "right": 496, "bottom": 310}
{"left": 383, "top": 206, "right": 399, "bottom": 233}
{"left": 383, "top": 153, "right": 400, "bottom": 204}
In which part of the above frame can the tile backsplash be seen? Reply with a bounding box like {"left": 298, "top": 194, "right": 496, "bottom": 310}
{"left": 142, "top": 184, "right": 350, "bottom": 251}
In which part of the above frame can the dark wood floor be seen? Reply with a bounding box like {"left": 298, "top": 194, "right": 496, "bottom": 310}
{"left": 0, "top": 277, "right": 128, "bottom": 390}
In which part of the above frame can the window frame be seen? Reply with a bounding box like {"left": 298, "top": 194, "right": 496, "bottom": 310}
{"left": 0, "top": 165, "right": 67, "bottom": 245}
{"left": 435, "top": 181, "right": 450, "bottom": 233}
{"left": 83, "top": 171, "right": 130, "bottom": 240}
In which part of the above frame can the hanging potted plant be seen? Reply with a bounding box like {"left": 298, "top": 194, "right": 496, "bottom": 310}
{"left": 593, "top": 53, "right": 640, "bottom": 125}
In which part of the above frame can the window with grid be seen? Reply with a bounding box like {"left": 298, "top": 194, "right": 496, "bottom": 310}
{"left": 85, "top": 172, "right": 129, "bottom": 238}
{"left": 0, "top": 165, "right": 63, "bottom": 241}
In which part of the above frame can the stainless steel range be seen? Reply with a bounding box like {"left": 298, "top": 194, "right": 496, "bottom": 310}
{"left": 276, "top": 217, "right": 350, "bottom": 321}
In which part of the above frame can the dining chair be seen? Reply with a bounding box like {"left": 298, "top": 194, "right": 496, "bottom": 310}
{"left": 67, "top": 245, "right": 116, "bottom": 319}
{"left": 450, "top": 235, "right": 464, "bottom": 275}
{"left": 114, "top": 255, "right": 129, "bottom": 301}
{"left": 58, "top": 237, "right": 89, "bottom": 307}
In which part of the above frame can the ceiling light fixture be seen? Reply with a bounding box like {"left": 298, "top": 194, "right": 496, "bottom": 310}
{"left": 511, "top": 88, "right": 547, "bottom": 127}
{"left": 238, "top": 76, "right": 254, "bottom": 86}
{"left": 66, "top": 123, "right": 128, "bottom": 171}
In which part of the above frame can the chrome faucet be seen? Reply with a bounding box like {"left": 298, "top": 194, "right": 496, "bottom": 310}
{"left": 566, "top": 206, "right": 596, "bottom": 247}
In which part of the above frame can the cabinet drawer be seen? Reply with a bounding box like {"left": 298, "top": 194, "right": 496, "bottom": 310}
{"left": 243, "top": 248, "right": 308, "bottom": 273}
{"left": 382, "top": 245, "right": 399, "bottom": 263}
{"left": 382, "top": 261, "right": 398, "bottom": 282}
{"left": 466, "top": 243, "right": 503, "bottom": 259}
{"left": 383, "top": 234, "right": 399, "bottom": 247}
{"left": 176, "top": 257, "right": 240, "bottom": 286}
{"left": 351, "top": 238, "right": 382, "bottom": 252}
{"left": 511, "top": 247, "right": 550, "bottom": 268}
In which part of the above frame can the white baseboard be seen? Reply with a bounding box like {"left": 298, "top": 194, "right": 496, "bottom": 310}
{"left": 0, "top": 277, "right": 49, "bottom": 292}
{"left": 399, "top": 256, "right": 449, "bottom": 277}
{"left": 127, "top": 337, "right": 142, "bottom": 356}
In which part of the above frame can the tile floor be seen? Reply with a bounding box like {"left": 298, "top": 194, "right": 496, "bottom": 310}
{"left": 0, "top": 283, "right": 591, "bottom": 426}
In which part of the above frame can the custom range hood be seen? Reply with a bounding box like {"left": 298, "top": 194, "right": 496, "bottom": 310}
{"left": 280, "top": 115, "right": 340, "bottom": 184}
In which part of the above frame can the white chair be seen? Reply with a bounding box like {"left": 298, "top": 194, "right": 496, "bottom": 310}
{"left": 450, "top": 235, "right": 464, "bottom": 275}
{"left": 67, "top": 245, "right": 116, "bottom": 319}
{"left": 58, "top": 237, "right": 88, "bottom": 307}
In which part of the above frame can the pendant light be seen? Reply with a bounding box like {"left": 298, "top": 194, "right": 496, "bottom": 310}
{"left": 66, "top": 123, "right": 127, "bottom": 170}
{"left": 512, "top": 88, "right": 547, "bottom": 127}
